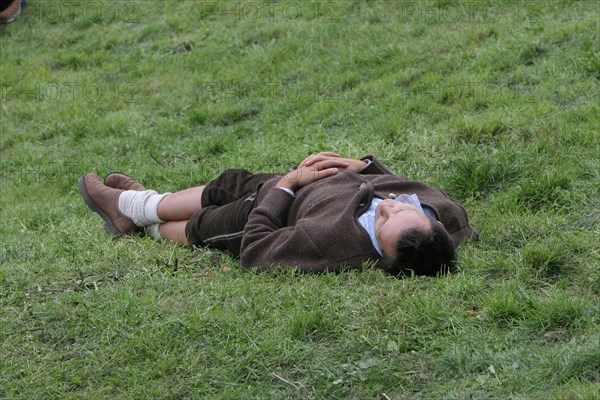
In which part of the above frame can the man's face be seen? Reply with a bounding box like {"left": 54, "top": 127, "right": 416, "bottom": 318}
{"left": 374, "top": 199, "right": 433, "bottom": 256}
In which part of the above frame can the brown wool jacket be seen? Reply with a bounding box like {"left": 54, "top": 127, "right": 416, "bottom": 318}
{"left": 240, "top": 156, "right": 479, "bottom": 273}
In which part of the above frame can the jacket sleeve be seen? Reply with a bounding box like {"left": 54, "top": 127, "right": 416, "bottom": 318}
{"left": 359, "top": 155, "right": 396, "bottom": 175}
{"left": 240, "top": 188, "right": 329, "bottom": 273}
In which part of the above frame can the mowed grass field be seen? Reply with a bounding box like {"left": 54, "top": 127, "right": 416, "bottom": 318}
{"left": 1, "top": 1, "right": 599, "bottom": 398}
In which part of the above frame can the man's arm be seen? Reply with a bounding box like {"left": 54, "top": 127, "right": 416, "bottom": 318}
{"left": 276, "top": 158, "right": 348, "bottom": 191}
{"left": 240, "top": 189, "right": 328, "bottom": 272}
{"left": 240, "top": 158, "right": 350, "bottom": 272}
{"left": 298, "top": 152, "right": 367, "bottom": 173}
{"left": 298, "top": 152, "right": 396, "bottom": 175}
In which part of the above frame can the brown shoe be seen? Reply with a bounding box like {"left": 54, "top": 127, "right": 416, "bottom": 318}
{"left": 0, "top": 0, "right": 22, "bottom": 24}
{"left": 78, "top": 173, "right": 138, "bottom": 236}
{"left": 104, "top": 172, "right": 145, "bottom": 191}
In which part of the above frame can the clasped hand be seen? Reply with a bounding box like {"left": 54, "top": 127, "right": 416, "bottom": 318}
{"left": 276, "top": 152, "right": 367, "bottom": 191}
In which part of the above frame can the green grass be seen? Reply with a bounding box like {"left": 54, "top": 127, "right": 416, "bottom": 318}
{"left": 1, "top": 1, "right": 599, "bottom": 398}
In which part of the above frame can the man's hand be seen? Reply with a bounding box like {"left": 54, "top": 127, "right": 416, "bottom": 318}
{"left": 277, "top": 159, "right": 349, "bottom": 191}
{"left": 299, "top": 151, "right": 367, "bottom": 173}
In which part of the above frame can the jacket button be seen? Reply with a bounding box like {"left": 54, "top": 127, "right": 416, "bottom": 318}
{"left": 359, "top": 183, "right": 367, "bottom": 190}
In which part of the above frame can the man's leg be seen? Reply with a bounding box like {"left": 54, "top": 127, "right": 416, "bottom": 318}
{"left": 157, "top": 185, "right": 206, "bottom": 221}
{"left": 144, "top": 189, "right": 258, "bottom": 250}
{"left": 139, "top": 186, "right": 206, "bottom": 246}
{"left": 118, "top": 185, "right": 205, "bottom": 245}
{"left": 152, "top": 168, "right": 276, "bottom": 223}
{"left": 152, "top": 169, "right": 275, "bottom": 249}
{"left": 157, "top": 220, "right": 189, "bottom": 246}
{"left": 184, "top": 199, "right": 256, "bottom": 255}
{"left": 80, "top": 169, "right": 273, "bottom": 248}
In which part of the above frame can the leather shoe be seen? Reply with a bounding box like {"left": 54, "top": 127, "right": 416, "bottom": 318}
{"left": 104, "top": 172, "right": 145, "bottom": 191}
{"left": 78, "top": 173, "right": 138, "bottom": 236}
{"left": 0, "top": 0, "right": 22, "bottom": 24}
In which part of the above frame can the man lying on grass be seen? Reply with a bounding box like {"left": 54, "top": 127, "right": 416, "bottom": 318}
{"left": 78, "top": 152, "right": 479, "bottom": 276}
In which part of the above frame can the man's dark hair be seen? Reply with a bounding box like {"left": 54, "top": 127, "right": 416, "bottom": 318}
{"left": 382, "top": 222, "right": 457, "bottom": 277}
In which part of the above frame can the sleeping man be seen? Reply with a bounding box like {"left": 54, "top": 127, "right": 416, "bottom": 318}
{"left": 78, "top": 152, "right": 479, "bottom": 276}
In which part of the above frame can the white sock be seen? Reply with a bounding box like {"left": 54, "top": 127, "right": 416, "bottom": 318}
{"left": 146, "top": 223, "right": 162, "bottom": 240}
{"left": 118, "top": 190, "right": 171, "bottom": 227}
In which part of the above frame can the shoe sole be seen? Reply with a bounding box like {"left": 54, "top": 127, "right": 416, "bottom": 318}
{"left": 77, "top": 176, "right": 121, "bottom": 236}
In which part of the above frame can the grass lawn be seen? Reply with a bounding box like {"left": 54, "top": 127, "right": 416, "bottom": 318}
{"left": 1, "top": 0, "right": 599, "bottom": 398}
